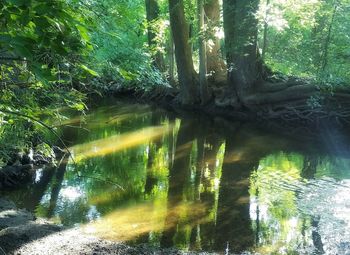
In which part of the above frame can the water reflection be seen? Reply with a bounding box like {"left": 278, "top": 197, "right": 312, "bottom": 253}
{"left": 3, "top": 101, "right": 350, "bottom": 254}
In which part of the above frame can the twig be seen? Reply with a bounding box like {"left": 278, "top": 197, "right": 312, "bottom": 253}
{"left": 0, "top": 246, "right": 6, "bottom": 255}
{"left": 57, "top": 124, "right": 90, "bottom": 132}
{"left": 0, "top": 56, "right": 27, "bottom": 62}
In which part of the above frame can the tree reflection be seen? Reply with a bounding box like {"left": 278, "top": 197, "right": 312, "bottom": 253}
{"left": 161, "top": 117, "right": 225, "bottom": 251}
{"left": 22, "top": 165, "right": 57, "bottom": 211}
{"left": 161, "top": 119, "right": 196, "bottom": 248}
{"left": 47, "top": 155, "right": 69, "bottom": 218}
{"left": 6, "top": 102, "right": 350, "bottom": 254}
{"left": 192, "top": 122, "right": 224, "bottom": 251}
{"left": 214, "top": 129, "right": 257, "bottom": 252}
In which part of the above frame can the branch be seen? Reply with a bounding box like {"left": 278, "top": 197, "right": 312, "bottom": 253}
{"left": 0, "top": 56, "right": 27, "bottom": 61}
{"left": 0, "top": 108, "right": 76, "bottom": 165}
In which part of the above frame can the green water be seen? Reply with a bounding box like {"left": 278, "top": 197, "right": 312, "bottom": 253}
{"left": 5, "top": 100, "right": 350, "bottom": 254}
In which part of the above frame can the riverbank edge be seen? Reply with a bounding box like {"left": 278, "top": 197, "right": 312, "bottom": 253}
{"left": 0, "top": 146, "right": 65, "bottom": 191}
{"left": 106, "top": 85, "right": 350, "bottom": 130}
{"left": 0, "top": 198, "right": 218, "bottom": 255}
{"left": 97, "top": 86, "right": 350, "bottom": 142}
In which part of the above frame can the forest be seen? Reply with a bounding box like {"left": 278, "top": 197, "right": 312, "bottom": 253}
{"left": 1, "top": 0, "right": 350, "bottom": 254}
{"left": 1, "top": 0, "right": 350, "bottom": 162}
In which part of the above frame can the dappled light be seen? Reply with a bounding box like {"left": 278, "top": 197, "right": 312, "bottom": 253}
{"left": 83, "top": 201, "right": 209, "bottom": 242}
{"left": 70, "top": 125, "right": 172, "bottom": 162}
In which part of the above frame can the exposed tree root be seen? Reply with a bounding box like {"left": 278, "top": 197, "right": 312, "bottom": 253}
{"left": 237, "top": 80, "right": 350, "bottom": 125}
{"left": 110, "top": 78, "right": 350, "bottom": 127}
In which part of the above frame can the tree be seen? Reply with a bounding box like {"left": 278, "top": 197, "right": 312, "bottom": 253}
{"left": 168, "top": 32, "right": 176, "bottom": 86}
{"left": 261, "top": 0, "right": 270, "bottom": 60}
{"left": 168, "top": 0, "right": 198, "bottom": 105}
{"left": 145, "top": 0, "right": 165, "bottom": 71}
{"left": 221, "top": 0, "right": 330, "bottom": 121}
{"left": 204, "top": 0, "right": 226, "bottom": 82}
{"left": 320, "top": 0, "right": 339, "bottom": 72}
{"left": 223, "top": 0, "right": 262, "bottom": 105}
{"left": 198, "top": 0, "right": 211, "bottom": 103}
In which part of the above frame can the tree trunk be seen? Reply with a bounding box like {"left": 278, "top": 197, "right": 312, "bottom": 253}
{"left": 262, "top": 0, "right": 270, "bottom": 60}
{"left": 145, "top": 0, "right": 165, "bottom": 71}
{"left": 321, "top": 0, "right": 338, "bottom": 72}
{"left": 169, "top": 0, "right": 199, "bottom": 105}
{"left": 204, "top": 0, "right": 226, "bottom": 81}
{"left": 168, "top": 31, "right": 176, "bottom": 86}
{"left": 198, "top": 0, "right": 211, "bottom": 104}
{"left": 223, "top": 0, "right": 262, "bottom": 102}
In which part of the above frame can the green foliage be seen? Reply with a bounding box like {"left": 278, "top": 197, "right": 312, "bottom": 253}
{"left": 71, "top": 0, "right": 168, "bottom": 93}
{"left": 1, "top": 0, "right": 350, "bottom": 164}
{"left": 0, "top": 0, "right": 89, "bottom": 163}
{"left": 258, "top": 0, "right": 350, "bottom": 85}
{"left": 0, "top": 0, "right": 91, "bottom": 80}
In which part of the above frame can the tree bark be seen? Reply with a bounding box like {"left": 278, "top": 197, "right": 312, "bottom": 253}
{"left": 168, "top": 30, "right": 176, "bottom": 86}
{"left": 223, "top": 0, "right": 262, "bottom": 102}
{"left": 198, "top": 0, "right": 211, "bottom": 104}
{"left": 169, "top": 0, "right": 199, "bottom": 105}
{"left": 145, "top": 0, "right": 165, "bottom": 71}
{"left": 261, "top": 0, "right": 270, "bottom": 60}
{"left": 204, "top": 0, "right": 226, "bottom": 81}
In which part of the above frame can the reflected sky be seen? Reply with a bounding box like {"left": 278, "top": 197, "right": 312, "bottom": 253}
{"left": 3, "top": 100, "right": 350, "bottom": 254}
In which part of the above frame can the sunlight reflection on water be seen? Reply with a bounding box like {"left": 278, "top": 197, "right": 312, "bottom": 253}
{"left": 4, "top": 100, "right": 350, "bottom": 254}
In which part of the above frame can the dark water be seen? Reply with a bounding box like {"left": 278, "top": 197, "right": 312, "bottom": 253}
{"left": 4, "top": 100, "right": 350, "bottom": 254}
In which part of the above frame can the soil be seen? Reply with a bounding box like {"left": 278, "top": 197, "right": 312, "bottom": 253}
{"left": 0, "top": 198, "right": 216, "bottom": 255}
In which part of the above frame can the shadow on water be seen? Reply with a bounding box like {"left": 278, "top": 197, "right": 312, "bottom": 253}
{"left": 3, "top": 100, "right": 350, "bottom": 254}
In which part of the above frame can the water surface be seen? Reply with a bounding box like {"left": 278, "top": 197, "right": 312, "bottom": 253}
{"left": 4, "top": 100, "right": 350, "bottom": 254}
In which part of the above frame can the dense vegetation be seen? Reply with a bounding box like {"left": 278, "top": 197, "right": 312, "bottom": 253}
{"left": 1, "top": 0, "right": 350, "bottom": 164}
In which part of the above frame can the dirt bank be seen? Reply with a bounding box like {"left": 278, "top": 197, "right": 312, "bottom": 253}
{"left": 0, "top": 198, "right": 217, "bottom": 255}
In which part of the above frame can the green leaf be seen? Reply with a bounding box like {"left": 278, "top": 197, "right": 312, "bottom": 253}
{"left": 80, "top": 64, "right": 99, "bottom": 77}
{"left": 77, "top": 25, "right": 90, "bottom": 42}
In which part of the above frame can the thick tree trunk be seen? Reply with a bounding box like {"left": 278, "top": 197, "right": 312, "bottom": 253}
{"left": 145, "top": 0, "right": 165, "bottom": 71}
{"left": 198, "top": 0, "right": 211, "bottom": 104}
{"left": 223, "top": 0, "right": 262, "bottom": 102}
{"left": 169, "top": 0, "right": 199, "bottom": 105}
{"left": 204, "top": 0, "right": 226, "bottom": 82}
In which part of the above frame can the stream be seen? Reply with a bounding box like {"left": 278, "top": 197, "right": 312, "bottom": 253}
{"left": 2, "top": 99, "right": 350, "bottom": 254}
